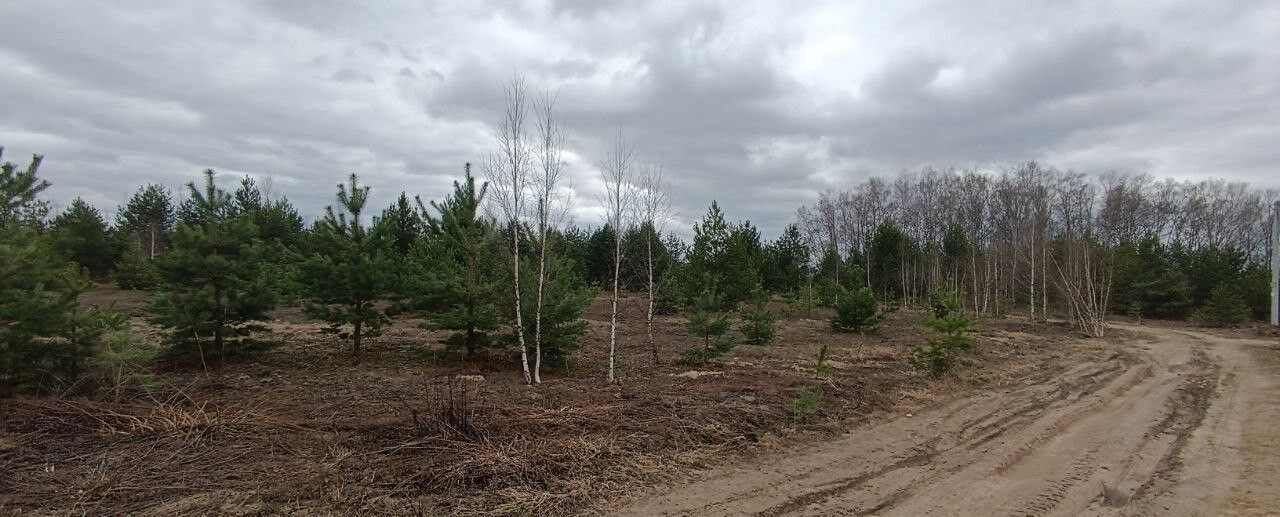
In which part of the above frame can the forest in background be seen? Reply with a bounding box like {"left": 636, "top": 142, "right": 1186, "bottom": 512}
{"left": 1, "top": 78, "right": 1277, "bottom": 394}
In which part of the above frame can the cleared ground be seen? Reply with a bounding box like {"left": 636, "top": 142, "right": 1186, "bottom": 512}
{"left": 611, "top": 324, "right": 1280, "bottom": 516}
{"left": 2, "top": 287, "right": 1276, "bottom": 515}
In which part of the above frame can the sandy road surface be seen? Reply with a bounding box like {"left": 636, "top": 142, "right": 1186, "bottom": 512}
{"left": 611, "top": 325, "right": 1279, "bottom": 516}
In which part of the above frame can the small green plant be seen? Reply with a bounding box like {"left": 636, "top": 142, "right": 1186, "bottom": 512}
{"left": 112, "top": 245, "right": 160, "bottom": 290}
{"left": 994, "top": 296, "right": 1014, "bottom": 319}
{"left": 653, "top": 273, "right": 684, "bottom": 315}
{"left": 928, "top": 289, "right": 956, "bottom": 318}
{"left": 816, "top": 279, "right": 850, "bottom": 308}
{"left": 96, "top": 324, "right": 163, "bottom": 396}
{"left": 1191, "top": 283, "right": 1250, "bottom": 327}
{"left": 738, "top": 295, "right": 777, "bottom": 345}
{"left": 815, "top": 343, "right": 834, "bottom": 376}
{"left": 682, "top": 290, "right": 735, "bottom": 363}
{"left": 790, "top": 386, "right": 823, "bottom": 423}
{"left": 911, "top": 289, "right": 975, "bottom": 378}
{"left": 830, "top": 286, "right": 882, "bottom": 332}
{"left": 781, "top": 283, "right": 816, "bottom": 318}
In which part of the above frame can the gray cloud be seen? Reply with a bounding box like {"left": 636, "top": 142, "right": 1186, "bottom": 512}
{"left": 1, "top": 0, "right": 1277, "bottom": 238}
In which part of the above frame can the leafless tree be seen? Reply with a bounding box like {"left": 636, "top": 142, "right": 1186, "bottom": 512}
{"left": 636, "top": 160, "right": 670, "bottom": 365}
{"left": 600, "top": 130, "right": 634, "bottom": 383}
{"left": 794, "top": 164, "right": 1273, "bottom": 328}
{"left": 484, "top": 75, "right": 534, "bottom": 385}
{"left": 530, "top": 88, "right": 569, "bottom": 384}
{"left": 1050, "top": 173, "right": 1111, "bottom": 337}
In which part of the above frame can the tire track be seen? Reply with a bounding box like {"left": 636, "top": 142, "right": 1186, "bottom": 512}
{"left": 611, "top": 326, "right": 1264, "bottom": 517}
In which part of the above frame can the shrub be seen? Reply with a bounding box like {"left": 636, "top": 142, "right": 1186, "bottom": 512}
{"left": 782, "top": 283, "right": 817, "bottom": 318}
{"left": 682, "top": 290, "right": 734, "bottom": 363}
{"left": 111, "top": 245, "right": 160, "bottom": 290}
{"left": 653, "top": 272, "right": 684, "bottom": 315}
{"left": 910, "top": 289, "right": 975, "bottom": 378}
{"left": 1191, "top": 284, "right": 1250, "bottom": 327}
{"left": 830, "top": 286, "right": 881, "bottom": 332}
{"left": 738, "top": 297, "right": 776, "bottom": 345}
{"left": 815, "top": 279, "right": 845, "bottom": 308}
{"left": 815, "top": 343, "right": 834, "bottom": 376}
{"left": 790, "top": 386, "right": 823, "bottom": 423}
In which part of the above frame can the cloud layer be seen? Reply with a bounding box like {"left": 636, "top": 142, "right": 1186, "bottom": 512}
{"left": 2, "top": 1, "right": 1277, "bottom": 237}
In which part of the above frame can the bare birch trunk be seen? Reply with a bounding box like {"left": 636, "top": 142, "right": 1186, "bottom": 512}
{"left": 608, "top": 230, "right": 622, "bottom": 381}
{"left": 513, "top": 221, "right": 531, "bottom": 384}
{"left": 534, "top": 195, "right": 547, "bottom": 384}
{"left": 1029, "top": 236, "right": 1037, "bottom": 322}
{"left": 601, "top": 130, "right": 634, "bottom": 383}
{"left": 646, "top": 233, "right": 657, "bottom": 364}
{"left": 486, "top": 75, "right": 533, "bottom": 385}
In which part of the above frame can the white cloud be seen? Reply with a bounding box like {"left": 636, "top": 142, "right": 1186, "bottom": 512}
{"left": 0, "top": 0, "right": 1276, "bottom": 238}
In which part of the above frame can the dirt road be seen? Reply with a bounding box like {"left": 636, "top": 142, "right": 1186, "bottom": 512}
{"left": 611, "top": 325, "right": 1279, "bottom": 516}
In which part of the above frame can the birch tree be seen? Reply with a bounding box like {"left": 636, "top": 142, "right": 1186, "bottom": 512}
{"left": 600, "top": 130, "right": 634, "bottom": 382}
{"left": 1050, "top": 173, "right": 1112, "bottom": 337}
{"left": 484, "top": 75, "right": 534, "bottom": 385}
{"left": 636, "top": 161, "right": 670, "bottom": 364}
{"left": 531, "top": 89, "right": 570, "bottom": 384}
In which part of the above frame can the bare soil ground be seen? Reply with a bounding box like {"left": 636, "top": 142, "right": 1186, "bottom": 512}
{"left": 610, "top": 323, "right": 1280, "bottom": 516}
{"left": 5, "top": 286, "right": 1270, "bottom": 516}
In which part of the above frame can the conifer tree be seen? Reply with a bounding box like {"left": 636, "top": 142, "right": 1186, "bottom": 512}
{"left": 911, "top": 289, "right": 975, "bottom": 377}
{"left": 685, "top": 201, "right": 730, "bottom": 302}
{"left": 115, "top": 183, "right": 175, "bottom": 260}
{"left": 300, "top": 174, "right": 396, "bottom": 358}
{"left": 684, "top": 201, "right": 763, "bottom": 307}
{"left": 58, "top": 269, "right": 127, "bottom": 381}
{"left": 511, "top": 253, "right": 593, "bottom": 370}
{"left": 1192, "top": 283, "right": 1250, "bottom": 327}
{"left": 406, "top": 165, "right": 502, "bottom": 357}
{"left": 0, "top": 149, "right": 50, "bottom": 226}
{"left": 111, "top": 242, "right": 160, "bottom": 289}
{"left": 50, "top": 197, "right": 115, "bottom": 276}
{"left": 1, "top": 150, "right": 116, "bottom": 389}
{"left": 738, "top": 292, "right": 777, "bottom": 345}
{"left": 1, "top": 150, "right": 67, "bottom": 387}
{"left": 764, "top": 223, "right": 810, "bottom": 294}
{"left": 1, "top": 232, "right": 81, "bottom": 387}
{"left": 831, "top": 286, "right": 882, "bottom": 332}
{"left": 150, "top": 169, "right": 277, "bottom": 374}
{"left": 381, "top": 192, "right": 424, "bottom": 259}
{"left": 682, "top": 289, "right": 734, "bottom": 363}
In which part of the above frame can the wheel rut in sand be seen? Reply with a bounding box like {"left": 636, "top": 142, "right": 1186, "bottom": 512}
{"left": 611, "top": 325, "right": 1277, "bottom": 516}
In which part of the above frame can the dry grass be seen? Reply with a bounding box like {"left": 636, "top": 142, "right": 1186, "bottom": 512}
{"left": 0, "top": 289, "right": 1110, "bottom": 516}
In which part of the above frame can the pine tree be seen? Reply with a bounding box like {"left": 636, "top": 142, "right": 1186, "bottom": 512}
{"left": 57, "top": 269, "right": 127, "bottom": 381}
{"left": 738, "top": 293, "right": 777, "bottom": 345}
{"left": 115, "top": 183, "right": 175, "bottom": 260}
{"left": 0, "top": 149, "right": 50, "bottom": 226}
{"left": 764, "top": 223, "right": 810, "bottom": 293}
{"left": 511, "top": 253, "right": 593, "bottom": 370}
{"left": 381, "top": 192, "right": 424, "bottom": 259}
{"left": 0, "top": 232, "right": 81, "bottom": 388}
{"left": 50, "top": 197, "right": 115, "bottom": 276}
{"left": 911, "top": 289, "right": 975, "bottom": 377}
{"left": 868, "top": 221, "right": 915, "bottom": 301}
{"left": 406, "top": 165, "right": 502, "bottom": 357}
{"left": 1, "top": 150, "right": 65, "bottom": 387}
{"left": 684, "top": 201, "right": 730, "bottom": 302}
{"left": 111, "top": 242, "right": 160, "bottom": 289}
{"left": 682, "top": 290, "right": 734, "bottom": 363}
{"left": 150, "top": 170, "right": 277, "bottom": 374}
{"left": 1192, "top": 283, "right": 1250, "bottom": 327}
{"left": 584, "top": 224, "right": 617, "bottom": 287}
{"left": 831, "top": 286, "right": 882, "bottom": 332}
{"left": 1, "top": 150, "right": 117, "bottom": 389}
{"left": 300, "top": 174, "right": 396, "bottom": 358}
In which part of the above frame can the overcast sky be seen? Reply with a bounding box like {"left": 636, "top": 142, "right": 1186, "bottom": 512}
{"left": 1, "top": 1, "right": 1277, "bottom": 238}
